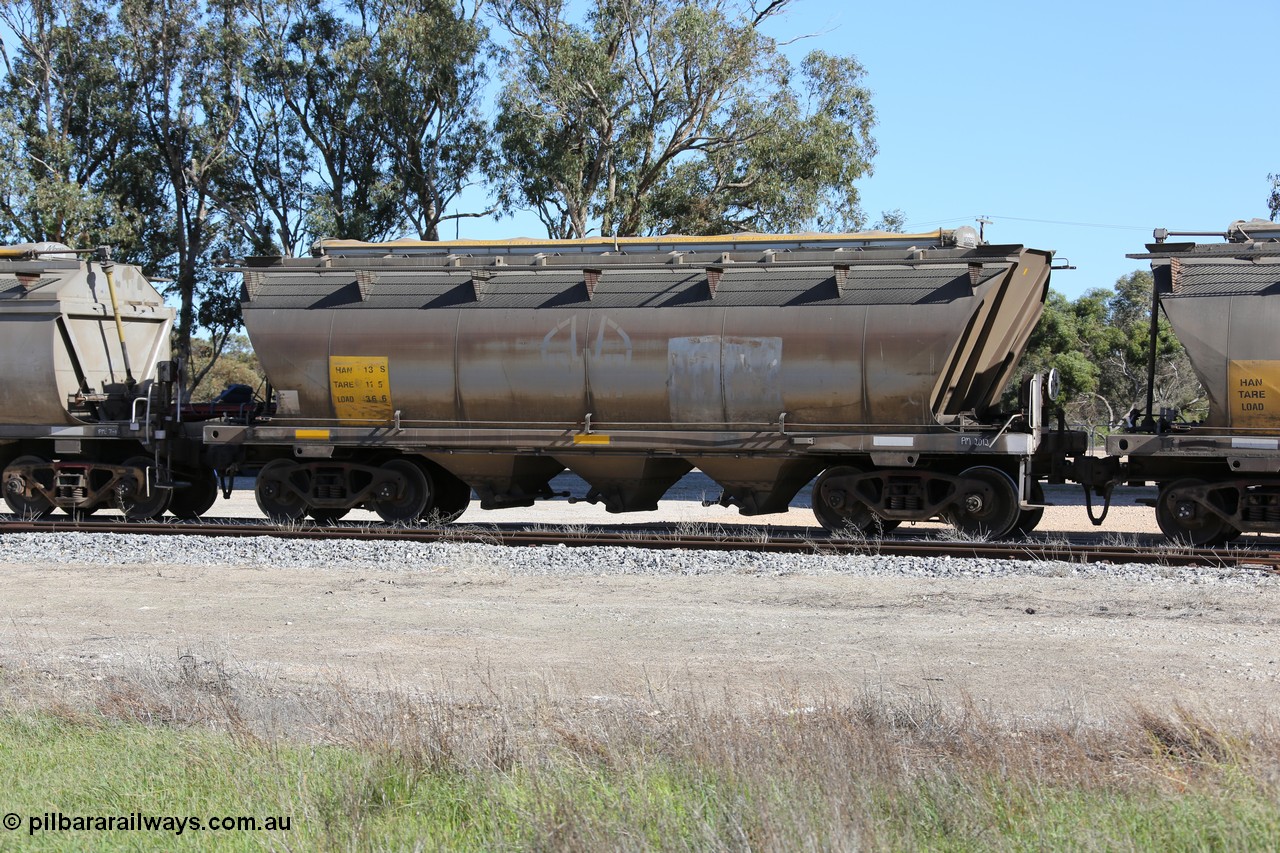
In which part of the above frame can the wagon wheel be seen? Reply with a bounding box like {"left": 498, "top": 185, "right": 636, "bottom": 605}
{"left": 3, "top": 455, "right": 53, "bottom": 519}
{"left": 424, "top": 469, "right": 472, "bottom": 523}
{"left": 1155, "top": 479, "right": 1236, "bottom": 547}
{"left": 169, "top": 471, "right": 219, "bottom": 520}
{"left": 944, "top": 466, "right": 1020, "bottom": 540}
{"left": 255, "top": 459, "right": 307, "bottom": 522}
{"left": 117, "top": 456, "right": 172, "bottom": 520}
{"left": 1010, "top": 480, "right": 1046, "bottom": 537}
{"left": 812, "top": 466, "right": 878, "bottom": 534}
{"left": 309, "top": 507, "right": 350, "bottom": 525}
{"left": 373, "top": 459, "right": 431, "bottom": 524}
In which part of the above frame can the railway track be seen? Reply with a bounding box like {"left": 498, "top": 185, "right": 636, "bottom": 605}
{"left": 3, "top": 516, "right": 1279, "bottom": 574}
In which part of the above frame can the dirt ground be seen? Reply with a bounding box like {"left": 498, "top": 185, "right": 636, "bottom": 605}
{"left": 2, "top": 479, "right": 1278, "bottom": 725}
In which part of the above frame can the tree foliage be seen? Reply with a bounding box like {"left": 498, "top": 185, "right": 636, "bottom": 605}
{"left": 1016, "top": 271, "right": 1206, "bottom": 433}
{"left": 364, "top": 0, "right": 493, "bottom": 240}
{"left": 119, "top": 0, "right": 247, "bottom": 366}
{"left": 0, "top": 0, "right": 157, "bottom": 252}
{"left": 230, "top": 0, "right": 493, "bottom": 251}
{"left": 185, "top": 333, "right": 264, "bottom": 401}
{"left": 247, "top": 0, "right": 398, "bottom": 243}
{"left": 492, "top": 0, "right": 877, "bottom": 238}
{"left": 0, "top": 0, "right": 499, "bottom": 381}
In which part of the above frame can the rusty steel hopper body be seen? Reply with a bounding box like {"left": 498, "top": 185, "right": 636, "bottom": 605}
{"left": 224, "top": 229, "right": 1051, "bottom": 515}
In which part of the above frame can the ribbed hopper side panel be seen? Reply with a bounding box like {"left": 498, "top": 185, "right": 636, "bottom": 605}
{"left": 243, "top": 253, "right": 1047, "bottom": 430}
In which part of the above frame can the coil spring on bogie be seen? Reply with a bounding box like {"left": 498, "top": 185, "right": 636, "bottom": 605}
{"left": 1241, "top": 492, "right": 1280, "bottom": 523}
{"left": 1243, "top": 504, "right": 1280, "bottom": 522}
{"left": 316, "top": 485, "right": 345, "bottom": 499}
{"left": 887, "top": 495, "right": 921, "bottom": 511}
{"left": 54, "top": 472, "right": 86, "bottom": 501}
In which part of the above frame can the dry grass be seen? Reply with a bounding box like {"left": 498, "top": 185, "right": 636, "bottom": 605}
{"left": 2, "top": 650, "right": 1278, "bottom": 851}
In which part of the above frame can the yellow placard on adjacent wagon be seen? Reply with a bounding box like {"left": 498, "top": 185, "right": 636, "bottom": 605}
{"left": 1227, "top": 360, "right": 1280, "bottom": 428}
{"left": 329, "top": 356, "right": 393, "bottom": 422}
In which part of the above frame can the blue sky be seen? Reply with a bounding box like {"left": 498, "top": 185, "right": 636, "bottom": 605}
{"left": 460, "top": 0, "right": 1277, "bottom": 301}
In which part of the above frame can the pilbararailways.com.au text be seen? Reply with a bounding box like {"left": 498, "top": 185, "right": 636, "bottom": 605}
{"left": 4, "top": 811, "right": 291, "bottom": 836}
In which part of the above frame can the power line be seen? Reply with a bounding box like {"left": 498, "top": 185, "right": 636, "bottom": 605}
{"left": 903, "top": 214, "right": 1149, "bottom": 232}
{"left": 980, "top": 215, "right": 1149, "bottom": 232}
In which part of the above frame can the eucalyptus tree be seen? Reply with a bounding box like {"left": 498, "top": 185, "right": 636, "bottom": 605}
{"left": 223, "top": 70, "right": 311, "bottom": 258}
{"left": 1096, "top": 271, "right": 1204, "bottom": 423}
{"left": 245, "top": 0, "right": 398, "bottom": 243}
{"left": 118, "top": 0, "right": 248, "bottom": 372}
{"left": 643, "top": 50, "right": 877, "bottom": 235}
{"left": 1012, "top": 273, "right": 1206, "bottom": 435}
{"left": 1012, "top": 289, "right": 1102, "bottom": 406}
{"left": 491, "top": 0, "right": 878, "bottom": 238}
{"left": 0, "top": 0, "right": 161, "bottom": 254}
{"left": 363, "top": 0, "right": 494, "bottom": 241}
{"left": 227, "top": 0, "right": 314, "bottom": 257}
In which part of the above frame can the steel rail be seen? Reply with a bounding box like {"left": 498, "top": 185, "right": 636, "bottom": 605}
{"left": 2, "top": 517, "right": 1279, "bottom": 573}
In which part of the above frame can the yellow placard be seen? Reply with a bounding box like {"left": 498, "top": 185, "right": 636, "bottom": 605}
{"left": 1228, "top": 360, "right": 1280, "bottom": 428}
{"left": 573, "top": 434, "right": 611, "bottom": 445}
{"left": 329, "top": 356, "right": 393, "bottom": 422}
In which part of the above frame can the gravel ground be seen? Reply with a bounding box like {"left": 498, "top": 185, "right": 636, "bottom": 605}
{"left": 3, "top": 472, "right": 1278, "bottom": 723}
{"left": 0, "top": 531, "right": 1274, "bottom": 587}
{"left": 1, "top": 473, "right": 1272, "bottom": 584}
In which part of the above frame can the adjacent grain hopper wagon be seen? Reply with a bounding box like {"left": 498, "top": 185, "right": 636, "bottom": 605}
{"left": 210, "top": 229, "right": 1057, "bottom": 537}
{"left": 1108, "top": 220, "right": 1280, "bottom": 544}
{"left": 0, "top": 244, "right": 213, "bottom": 518}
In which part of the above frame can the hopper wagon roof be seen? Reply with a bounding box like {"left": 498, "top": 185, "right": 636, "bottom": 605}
{"left": 241, "top": 264, "right": 1017, "bottom": 310}
{"left": 240, "top": 228, "right": 1040, "bottom": 310}
{"left": 1130, "top": 218, "right": 1280, "bottom": 299}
